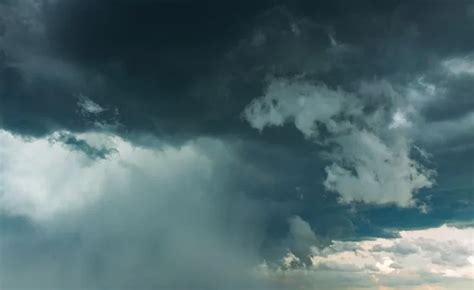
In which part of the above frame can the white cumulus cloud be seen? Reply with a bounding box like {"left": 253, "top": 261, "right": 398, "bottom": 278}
{"left": 256, "top": 224, "right": 474, "bottom": 290}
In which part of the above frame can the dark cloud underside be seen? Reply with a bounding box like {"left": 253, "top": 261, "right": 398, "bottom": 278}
{"left": 1, "top": 1, "right": 473, "bottom": 289}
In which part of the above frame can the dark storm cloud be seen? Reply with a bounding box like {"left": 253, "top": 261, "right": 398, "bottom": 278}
{"left": 1, "top": 1, "right": 474, "bottom": 288}
{"left": 2, "top": 0, "right": 473, "bottom": 139}
{"left": 421, "top": 75, "right": 474, "bottom": 122}
{"left": 1, "top": 0, "right": 472, "bottom": 220}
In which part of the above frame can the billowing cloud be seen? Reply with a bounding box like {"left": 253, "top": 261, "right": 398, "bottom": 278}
{"left": 0, "top": 129, "right": 217, "bottom": 222}
{"left": 257, "top": 224, "right": 474, "bottom": 290}
{"left": 0, "top": 129, "right": 275, "bottom": 289}
{"left": 1, "top": 0, "right": 473, "bottom": 289}
{"left": 243, "top": 79, "right": 435, "bottom": 206}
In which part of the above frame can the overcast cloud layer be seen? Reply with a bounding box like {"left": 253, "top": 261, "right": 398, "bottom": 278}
{"left": 1, "top": 1, "right": 473, "bottom": 289}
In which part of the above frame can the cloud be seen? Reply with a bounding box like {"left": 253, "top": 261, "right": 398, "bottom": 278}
{"left": 1, "top": 129, "right": 108, "bottom": 221}
{"left": 389, "top": 110, "right": 412, "bottom": 129}
{"left": 50, "top": 131, "right": 118, "bottom": 160}
{"left": 77, "top": 94, "right": 105, "bottom": 115}
{"left": 257, "top": 224, "right": 474, "bottom": 290}
{"left": 285, "top": 216, "right": 324, "bottom": 265}
{"left": 1, "top": 1, "right": 474, "bottom": 288}
{"left": 416, "top": 110, "right": 474, "bottom": 152}
{"left": 0, "top": 129, "right": 276, "bottom": 289}
{"left": 243, "top": 78, "right": 435, "bottom": 206}
{"left": 0, "top": 129, "right": 217, "bottom": 222}
{"left": 243, "top": 80, "right": 352, "bottom": 137}
{"left": 443, "top": 54, "right": 474, "bottom": 76}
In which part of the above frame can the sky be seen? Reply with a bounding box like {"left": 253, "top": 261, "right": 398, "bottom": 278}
{"left": 0, "top": 0, "right": 473, "bottom": 289}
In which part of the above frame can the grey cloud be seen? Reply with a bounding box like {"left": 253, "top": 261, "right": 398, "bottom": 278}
{"left": 49, "top": 131, "right": 118, "bottom": 160}
{"left": 285, "top": 215, "right": 324, "bottom": 265}
{"left": 77, "top": 95, "right": 105, "bottom": 115}
{"left": 2, "top": 0, "right": 473, "bottom": 141}
{"left": 1, "top": 0, "right": 474, "bottom": 288}
{"left": 372, "top": 239, "right": 419, "bottom": 255}
{"left": 0, "top": 133, "right": 274, "bottom": 290}
{"left": 416, "top": 238, "right": 472, "bottom": 267}
{"left": 260, "top": 225, "right": 474, "bottom": 290}
{"left": 243, "top": 78, "right": 435, "bottom": 206}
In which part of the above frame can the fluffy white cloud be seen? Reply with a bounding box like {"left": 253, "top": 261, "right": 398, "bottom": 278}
{"left": 0, "top": 130, "right": 213, "bottom": 223}
{"left": 256, "top": 225, "right": 474, "bottom": 290}
{"left": 243, "top": 79, "right": 435, "bottom": 206}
